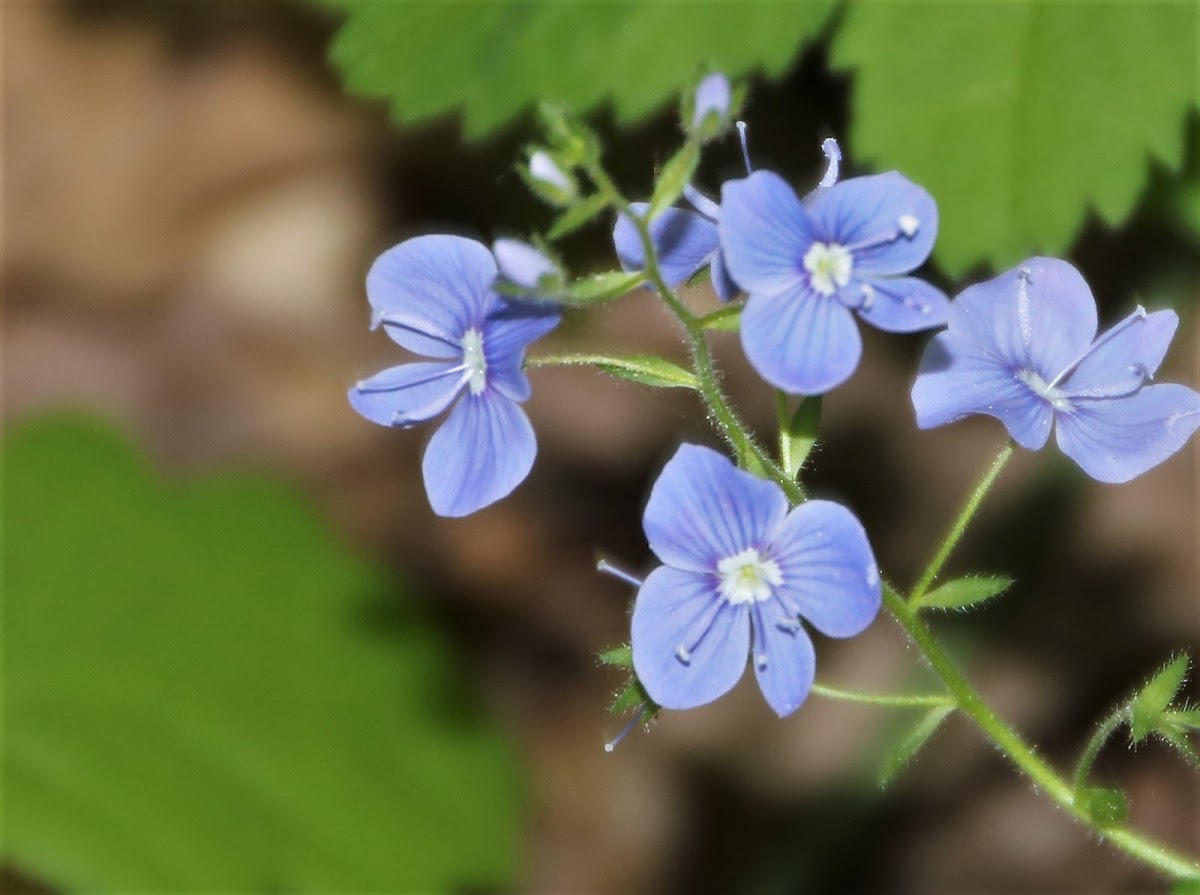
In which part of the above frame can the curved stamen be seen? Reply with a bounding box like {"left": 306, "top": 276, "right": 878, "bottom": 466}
{"left": 596, "top": 559, "right": 644, "bottom": 589}
{"left": 354, "top": 363, "right": 466, "bottom": 393}
{"left": 1049, "top": 306, "right": 1148, "bottom": 389}
{"left": 752, "top": 603, "right": 771, "bottom": 671}
{"left": 604, "top": 705, "right": 647, "bottom": 753}
{"left": 843, "top": 215, "right": 921, "bottom": 254}
{"left": 735, "top": 120, "right": 752, "bottom": 175}
{"left": 375, "top": 314, "right": 463, "bottom": 353}
{"left": 1063, "top": 363, "right": 1151, "bottom": 400}
{"left": 817, "top": 137, "right": 841, "bottom": 189}
{"left": 675, "top": 597, "right": 729, "bottom": 664}
{"left": 682, "top": 184, "right": 721, "bottom": 221}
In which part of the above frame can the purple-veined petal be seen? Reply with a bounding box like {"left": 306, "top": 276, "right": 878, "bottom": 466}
{"left": 421, "top": 391, "right": 536, "bottom": 517}
{"left": 750, "top": 602, "right": 816, "bottom": 718}
{"left": 1060, "top": 309, "right": 1178, "bottom": 395}
{"left": 950, "top": 258, "right": 1097, "bottom": 379}
{"left": 912, "top": 331, "right": 1055, "bottom": 449}
{"left": 720, "top": 171, "right": 815, "bottom": 295}
{"left": 769, "top": 500, "right": 881, "bottom": 638}
{"left": 807, "top": 172, "right": 936, "bottom": 276}
{"left": 643, "top": 444, "right": 788, "bottom": 573}
{"left": 691, "top": 73, "right": 731, "bottom": 130}
{"left": 481, "top": 298, "right": 561, "bottom": 402}
{"left": 369, "top": 235, "right": 497, "bottom": 358}
{"left": 741, "top": 284, "right": 862, "bottom": 395}
{"left": 852, "top": 276, "right": 950, "bottom": 333}
{"left": 347, "top": 362, "right": 464, "bottom": 428}
{"left": 709, "top": 248, "right": 740, "bottom": 302}
{"left": 1055, "top": 384, "right": 1200, "bottom": 483}
{"left": 614, "top": 203, "right": 720, "bottom": 287}
{"left": 631, "top": 566, "right": 749, "bottom": 711}
{"left": 492, "top": 238, "right": 557, "bottom": 289}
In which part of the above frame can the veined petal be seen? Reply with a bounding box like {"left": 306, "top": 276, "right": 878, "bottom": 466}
{"left": 750, "top": 603, "right": 816, "bottom": 718}
{"left": 807, "top": 172, "right": 936, "bottom": 276}
{"left": 720, "top": 171, "right": 815, "bottom": 295}
{"left": 852, "top": 276, "right": 950, "bottom": 333}
{"left": 643, "top": 444, "right": 788, "bottom": 572}
{"left": 614, "top": 203, "right": 720, "bottom": 288}
{"left": 769, "top": 500, "right": 881, "bottom": 638}
{"left": 950, "top": 258, "right": 1097, "bottom": 379}
{"left": 741, "top": 285, "right": 862, "bottom": 395}
{"left": 347, "top": 362, "right": 464, "bottom": 427}
{"left": 709, "top": 248, "right": 740, "bottom": 302}
{"left": 631, "top": 567, "right": 749, "bottom": 711}
{"left": 912, "top": 332, "right": 1055, "bottom": 449}
{"left": 1061, "top": 309, "right": 1178, "bottom": 394}
{"left": 369, "top": 235, "right": 497, "bottom": 358}
{"left": 483, "top": 298, "right": 561, "bottom": 402}
{"left": 1055, "top": 384, "right": 1200, "bottom": 483}
{"left": 421, "top": 392, "right": 536, "bottom": 517}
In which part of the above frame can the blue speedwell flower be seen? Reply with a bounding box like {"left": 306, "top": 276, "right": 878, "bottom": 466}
{"left": 911, "top": 257, "right": 1200, "bottom": 484}
{"left": 631, "top": 444, "right": 881, "bottom": 717}
{"left": 720, "top": 168, "right": 948, "bottom": 395}
{"left": 348, "top": 235, "right": 560, "bottom": 516}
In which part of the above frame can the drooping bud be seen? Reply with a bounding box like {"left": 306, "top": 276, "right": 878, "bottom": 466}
{"left": 492, "top": 238, "right": 561, "bottom": 291}
{"left": 686, "top": 72, "right": 732, "bottom": 139}
{"left": 521, "top": 149, "right": 578, "bottom": 207}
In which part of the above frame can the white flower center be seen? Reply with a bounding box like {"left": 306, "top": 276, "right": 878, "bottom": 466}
{"left": 803, "top": 242, "right": 853, "bottom": 296}
{"left": 717, "top": 548, "right": 783, "bottom": 605}
{"left": 1018, "top": 368, "right": 1072, "bottom": 412}
{"left": 461, "top": 328, "right": 488, "bottom": 395}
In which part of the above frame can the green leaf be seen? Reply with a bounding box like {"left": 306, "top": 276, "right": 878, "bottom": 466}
{"left": 647, "top": 140, "right": 701, "bottom": 219}
{"left": 879, "top": 706, "right": 954, "bottom": 788}
{"left": 1075, "top": 787, "right": 1129, "bottom": 829}
{"left": 326, "top": 0, "right": 837, "bottom": 138}
{"left": 1172, "top": 880, "right": 1200, "bottom": 895}
{"left": 594, "top": 354, "right": 699, "bottom": 390}
{"left": 561, "top": 270, "right": 646, "bottom": 305}
{"left": 832, "top": 2, "right": 1198, "bottom": 276}
{"left": 598, "top": 644, "right": 633, "bottom": 668}
{"left": 546, "top": 192, "right": 613, "bottom": 240}
{"left": 1131, "top": 655, "right": 1190, "bottom": 743}
{"left": 780, "top": 395, "right": 821, "bottom": 478}
{"left": 3, "top": 416, "right": 519, "bottom": 892}
{"left": 1157, "top": 727, "right": 1200, "bottom": 772}
{"left": 913, "top": 575, "right": 1013, "bottom": 611}
{"left": 697, "top": 304, "right": 742, "bottom": 332}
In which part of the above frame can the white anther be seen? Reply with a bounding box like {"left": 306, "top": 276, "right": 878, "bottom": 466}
{"left": 898, "top": 214, "right": 920, "bottom": 238}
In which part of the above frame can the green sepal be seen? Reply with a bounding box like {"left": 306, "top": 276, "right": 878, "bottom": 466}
{"left": 610, "top": 678, "right": 658, "bottom": 719}
{"left": 594, "top": 354, "right": 699, "bottom": 390}
{"left": 535, "top": 101, "right": 600, "bottom": 167}
{"left": 878, "top": 706, "right": 954, "bottom": 788}
{"left": 1164, "top": 709, "right": 1200, "bottom": 732}
{"left": 545, "top": 193, "right": 613, "bottom": 240}
{"left": 1130, "top": 655, "right": 1190, "bottom": 744}
{"left": 560, "top": 271, "right": 646, "bottom": 305}
{"left": 1156, "top": 725, "right": 1200, "bottom": 771}
{"left": 913, "top": 575, "right": 1013, "bottom": 611}
{"left": 597, "top": 644, "right": 633, "bottom": 669}
{"left": 781, "top": 395, "right": 821, "bottom": 478}
{"left": 1075, "top": 786, "right": 1128, "bottom": 828}
{"left": 697, "top": 304, "right": 742, "bottom": 332}
{"left": 647, "top": 140, "right": 701, "bottom": 219}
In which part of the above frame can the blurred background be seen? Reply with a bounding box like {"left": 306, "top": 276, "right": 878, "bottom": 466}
{"left": 4, "top": 1, "right": 1198, "bottom": 892}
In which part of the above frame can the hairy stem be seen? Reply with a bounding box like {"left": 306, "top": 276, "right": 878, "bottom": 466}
{"left": 1073, "top": 706, "right": 1129, "bottom": 793}
{"left": 810, "top": 683, "right": 955, "bottom": 709}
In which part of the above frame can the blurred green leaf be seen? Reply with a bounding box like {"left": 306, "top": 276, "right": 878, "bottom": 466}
{"left": 1076, "top": 787, "right": 1129, "bottom": 829}
{"left": 913, "top": 575, "right": 1013, "bottom": 611}
{"left": 1130, "top": 655, "right": 1190, "bottom": 744}
{"left": 598, "top": 644, "right": 633, "bottom": 668}
{"left": 325, "top": 0, "right": 836, "bottom": 138}
{"left": 780, "top": 395, "right": 821, "bottom": 478}
{"left": 3, "top": 416, "right": 519, "bottom": 892}
{"left": 833, "top": 1, "right": 1198, "bottom": 276}
{"left": 594, "top": 354, "right": 699, "bottom": 390}
{"left": 545, "top": 193, "right": 612, "bottom": 240}
{"left": 878, "top": 706, "right": 953, "bottom": 788}
{"left": 560, "top": 270, "right": 647, "bottom": 305}
{"left": 648, "top": 141, "right": 701, "bottom": 219}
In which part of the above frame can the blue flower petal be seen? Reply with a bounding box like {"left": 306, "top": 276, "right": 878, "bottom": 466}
{"left": 643, "top": 444, "right": 788, "bottom": 572}
{"left": 741, "top": 285, "right": 862, "bottom": 395}
{"left": 347, "top": 362, "right": 464, "bottom": 428}
{"left": 769, "top": 499, "right": 881, "bottom": 638}
{"left": 720, "top": 171, "right": 814, "bottom": 295}
{"left": 614, "top": 203, "right": 720, "bottom": 288}
{"left": 1055, "top": 384, "right": 1200, "bottom": 483}
{"left": 631, "top": 566, "right": 749, "bottom": 711}
{"left": 368, "top": 235, "right": 497, "bottom": 358}
{"left": 750, "top": 602, "right": 816, "bottom": 718}
{"left": 852, "top": 276, "right": 950, "bottom": 333}
{"left": 421, "top": 391, "right": 535, "bottom": 517}
{"left": 807, "top": 172, "right": 937, "bottom": 276}
{"left": 483, "top": 299, "right": 561, "bottom": 402}
{"left": 691, "top": 73, "right": 732, "bottom": 130}
{"left": 709, "top": 247, "right": 740, "bottom": 302}
{"left": 1061, "top": 309, "right": 1178, "bottom": 395}
{"left": 492, "top": 238, "right": 556, "bottom": 290}
{"left": 912, "top": 332, "right": 1055, "bottom": 449}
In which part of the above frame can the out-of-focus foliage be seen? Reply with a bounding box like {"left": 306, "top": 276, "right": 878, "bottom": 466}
{"left": 3, "top": 417, "right": 519, "bottom": 892}
{"left": 322, "top": 0, "right": 835, "bottom": 137}
{"left": 834, "top": 1, "right": 1197, "bottom": 276}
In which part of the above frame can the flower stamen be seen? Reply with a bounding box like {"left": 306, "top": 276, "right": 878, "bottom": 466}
{"left": 461, "top": 328, "right": 488, "bottom": 395}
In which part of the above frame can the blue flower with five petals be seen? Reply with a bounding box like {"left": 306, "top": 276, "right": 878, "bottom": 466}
{"left": 631, "top": 444, "right": 881, "bottom": 717}
{"left": 911, "top": 257, "right": 1200, "bottom": 483}
{"left": 348, "top": 235, "right": 560, "bottom": 516}
{"left": 720, "top": 168, "right": 949, "bottom": 394}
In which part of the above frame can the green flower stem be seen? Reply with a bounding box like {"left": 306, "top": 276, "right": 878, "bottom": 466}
{"left": 1073, "top": 706, "right": 1129, "bottom": 794}
{"left": 811, "top": 683, "right": 955, "bottom": 709}
{"left": 907, "top": 441, "right": 1015, "bottom": 606}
